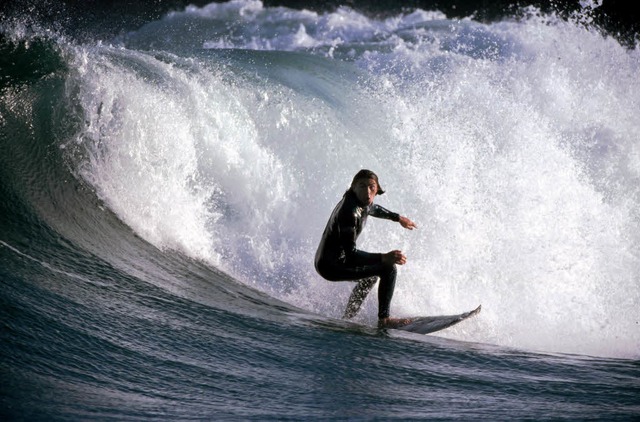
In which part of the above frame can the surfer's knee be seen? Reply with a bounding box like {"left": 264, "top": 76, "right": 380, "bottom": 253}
{"left": 382, "top": 262, "right": 397, "bottom": 278}
{"left": 361, "top": 276, "right": 378, "bottom": 288}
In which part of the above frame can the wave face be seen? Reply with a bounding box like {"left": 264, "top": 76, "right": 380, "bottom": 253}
{"left": 2, "top": 1, "right": 640, "bottom": 419}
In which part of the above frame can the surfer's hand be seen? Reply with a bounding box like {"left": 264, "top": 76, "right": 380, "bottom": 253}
{"left": 383, "top": 250, "right": 406, "bottom": 265}
{"left": 399, "top": 216, "right": 417, "bottom": 230}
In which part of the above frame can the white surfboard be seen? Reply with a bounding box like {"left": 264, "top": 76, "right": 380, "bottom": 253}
{"left": 396, "top": 305, "right": 481, "bottom": 334}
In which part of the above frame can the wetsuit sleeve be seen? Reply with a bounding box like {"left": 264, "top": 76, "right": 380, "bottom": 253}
{"left": 339, "top": 210, "right": 383, "bottom": 264}
{"left": 338, "top": 211, "right": 359, "bottom": 259}
{"left": 369, "top": 204, "right": 400, "bottom": 222}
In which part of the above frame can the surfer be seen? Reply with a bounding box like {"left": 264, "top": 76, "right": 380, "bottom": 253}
{"left": 315, "top": 169, "right": 417, "bottom": 328}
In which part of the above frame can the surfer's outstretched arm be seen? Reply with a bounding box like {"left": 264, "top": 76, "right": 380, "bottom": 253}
{"left": 369, "top": 203, "right": 416, "bottom": 230}
{"left": 399, "top": 216, "right": 417, "bottom": 230}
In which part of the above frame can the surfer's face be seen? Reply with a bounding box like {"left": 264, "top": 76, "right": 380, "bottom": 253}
{"left": 352, "top": 178, "right": 378, "bottom": 206}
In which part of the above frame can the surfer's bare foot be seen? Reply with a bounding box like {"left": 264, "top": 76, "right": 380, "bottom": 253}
{"left": 378, "top": 317, "right": 412, "bottom": 329}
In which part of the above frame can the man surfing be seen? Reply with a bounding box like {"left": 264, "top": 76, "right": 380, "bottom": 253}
{"left": 315, "top": 170, "right": 417, "bottom": 328}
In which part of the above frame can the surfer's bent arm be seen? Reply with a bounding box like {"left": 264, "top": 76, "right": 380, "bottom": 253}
{"left": 339, "top": 211, "right": 382, "bottom": 264}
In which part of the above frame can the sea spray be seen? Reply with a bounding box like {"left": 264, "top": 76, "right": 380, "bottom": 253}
{"left": 60, "top": 1, "right": 639, "bottom": 357}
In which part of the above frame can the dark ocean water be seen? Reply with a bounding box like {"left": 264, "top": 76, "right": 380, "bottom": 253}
{"left": 2, "top": 0, "right": 640, "bottom": 420}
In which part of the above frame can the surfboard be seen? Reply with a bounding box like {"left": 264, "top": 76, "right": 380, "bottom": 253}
{"left": 395, "top": 305, "right": 481, "bottom": 334}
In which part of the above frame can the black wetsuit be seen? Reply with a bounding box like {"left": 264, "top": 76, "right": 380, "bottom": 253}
{"left": 315, "top": 189, "right": 400, "bottom": 319}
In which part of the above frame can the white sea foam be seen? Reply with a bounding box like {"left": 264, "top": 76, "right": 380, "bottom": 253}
{"left": 68, "top": 1, "right": 639, "bottom": 358}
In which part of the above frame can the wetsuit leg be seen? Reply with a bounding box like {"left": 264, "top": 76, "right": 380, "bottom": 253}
{"left": 376, "top": 264, "right": 397, "bottom": 319}
{"left": 343, "top": 277, "right": 377, "bottom": 319}
{"left": 317, "top": 253, "right": 398, "bottom": 320}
